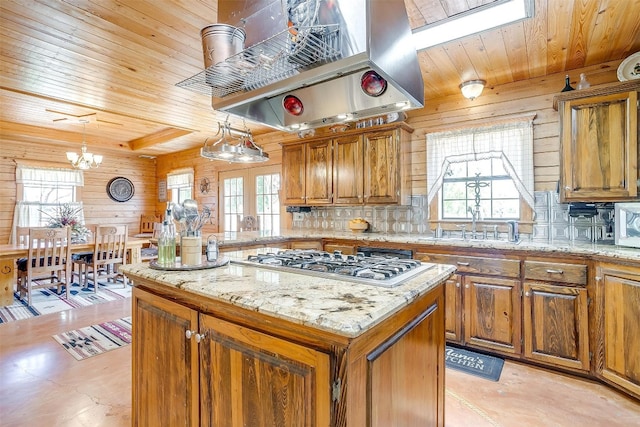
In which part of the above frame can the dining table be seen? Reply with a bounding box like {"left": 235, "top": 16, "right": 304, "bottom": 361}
{"left": 0, "top": 237, "right": 148, "bottom": 307}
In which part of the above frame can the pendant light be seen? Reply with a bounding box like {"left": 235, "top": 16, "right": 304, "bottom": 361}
{"left": 200, "top": 121, "right": 269, "bottom": 163}
{"left": 66, "top": 120, "right": 103, "bottom": 169}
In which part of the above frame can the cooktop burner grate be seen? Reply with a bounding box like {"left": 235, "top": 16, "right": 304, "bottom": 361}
{"left": 234, "top": 250, "right": 436, "bottom": 287}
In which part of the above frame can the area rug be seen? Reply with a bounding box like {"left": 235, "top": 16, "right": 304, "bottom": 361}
{"left": 0, "top": 281, "right": 131, "bottom": 324}
{"left": 445, "top": 345, "right": 504, "bottom": 382}
{"left": 52, "top": 316, "right": 132, "bottom": 360}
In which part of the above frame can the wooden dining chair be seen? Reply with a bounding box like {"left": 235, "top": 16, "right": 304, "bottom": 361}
{"left": 73, "top": 224, "right": 128, "bottom": 292}
{"left": 15, "top": 226, "right": 58, "bottom": 291}
{"left": 136, "top": 214, "right": 160, "bottom": 238}
{"left": 140, "top": 222, "right": 162, "bottom": 262}
{"left": 237, "top": 215, "right": 260, "bottom": 231}
{"left": 16, "top": 226, "right": 72, "bottom": 306}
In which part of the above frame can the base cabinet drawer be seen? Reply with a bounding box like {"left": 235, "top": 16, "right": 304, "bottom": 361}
{"left": 419, "top": 253, "right": 520, "bottom": 278}
{"left": 524, "top": 261, "right": 587, "bottom": 285}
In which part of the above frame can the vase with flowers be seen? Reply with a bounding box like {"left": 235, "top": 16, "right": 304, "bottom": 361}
{"left": 42, "top": 203, "right": 90, "bottom": 243}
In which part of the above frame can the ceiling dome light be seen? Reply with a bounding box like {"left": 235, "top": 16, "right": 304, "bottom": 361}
{"left": 460, "top": 80, "right": 486, "bottom": 100}
{"left": 361, "top": 70, "right": 387, "bottom": 97}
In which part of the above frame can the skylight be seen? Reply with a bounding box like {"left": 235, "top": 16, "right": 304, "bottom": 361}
{"left": 412, "top": 0, "right": 534, "bottom": 51}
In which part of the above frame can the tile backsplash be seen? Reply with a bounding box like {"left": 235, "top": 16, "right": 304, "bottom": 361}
{"left": 290, "top": 191, "right": 615, "bottom": 244}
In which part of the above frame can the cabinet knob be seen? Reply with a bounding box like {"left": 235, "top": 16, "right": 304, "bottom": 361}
{"left": 564, "top": 186, "right": 571, "bottom": 191}
{"left": 525, "top": 291, "right": 531, "bottom": 297}
{"left": 186, "top": 330, "right": 206, "bottom": 343}
{"left": 465, "top": 284, "right": 469, "bottom": 289}
{"left": 456, "top": 282, "right": 461, "bottom": 288}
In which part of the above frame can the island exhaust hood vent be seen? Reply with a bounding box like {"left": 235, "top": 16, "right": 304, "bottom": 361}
{"left": 177, "top": 0, "right": 424, "bottom": 132}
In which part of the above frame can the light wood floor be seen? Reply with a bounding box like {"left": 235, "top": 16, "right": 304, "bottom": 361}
{"left": 1, "top": 299, "right": 638, "bottom": 427}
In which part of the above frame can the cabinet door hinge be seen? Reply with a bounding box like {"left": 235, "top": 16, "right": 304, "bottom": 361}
{"left": 587, "top": 297, "right": 592, "bottom": 306}
{"left": 332, "top": 378, "right": 342, "bottom": 402}
{"left": 589, "top": 351, "right": 593, "bottom": 361}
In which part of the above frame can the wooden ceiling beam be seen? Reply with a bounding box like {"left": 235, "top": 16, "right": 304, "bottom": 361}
{"left": 128, "top": 128, "right": 194, "bottom": 151}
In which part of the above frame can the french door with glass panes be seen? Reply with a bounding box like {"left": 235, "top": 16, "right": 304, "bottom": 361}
{"left": 219, "top": 165, "right": 282, "bottom": 233}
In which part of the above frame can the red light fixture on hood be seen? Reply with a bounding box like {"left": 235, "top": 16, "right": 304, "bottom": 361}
{"left": 283, "top": 95, "right": 304, "bottom": 116}
{"left": 361, "top": 71, "right": 387, "bottom": 97}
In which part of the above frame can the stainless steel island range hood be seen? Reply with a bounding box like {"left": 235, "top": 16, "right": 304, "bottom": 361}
{"left": 178, "top": 0, "right": 424, "bottom": 132}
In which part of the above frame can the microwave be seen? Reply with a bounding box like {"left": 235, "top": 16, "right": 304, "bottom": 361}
{"left": 615, "top": 203, "right": 640, "bottom": 248}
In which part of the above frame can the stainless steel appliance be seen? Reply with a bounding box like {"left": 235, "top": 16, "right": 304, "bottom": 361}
{"left": 178, "top": 0, "right": 423, "bottom": 132}
{"left": 233, "top": 249, "right": 435, "bottom": 287}
{"left": 615, "top": 202, "right": 640, "bottom": 248}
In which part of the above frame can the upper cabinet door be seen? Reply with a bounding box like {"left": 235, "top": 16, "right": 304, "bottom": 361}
{"left": 364, "top": 129, "right": 399, "bottom": 204}
{"left": 305, "top": 139, "right": 333, "bottom": 204}
{"left": 282, "top": 143, "right": 306, "bottom": 205}
{"left": 559, "top": 91, "right": 638, "bottom": 202}
{"left": 333, "top": 134, "right": 364, "bottom": 204}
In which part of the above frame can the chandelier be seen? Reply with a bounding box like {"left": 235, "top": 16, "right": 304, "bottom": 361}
{"left": 200, "top": 121, "right": 269, "bottom": 163}
{"left": 66, "top": 121, "right": 103, "bottom": 169}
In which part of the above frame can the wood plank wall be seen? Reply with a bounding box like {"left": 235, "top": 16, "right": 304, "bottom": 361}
{"left": 0, "top": 138, "right": 157, "bottom": 244}
{"left": 406, "top": 60, "right": 622, "bottom": 196}
{"left": 0, "top": 60, "right": 623, "bottom": 242}
{"left": 154, "top": 139, "right": 283, "bottom": 234}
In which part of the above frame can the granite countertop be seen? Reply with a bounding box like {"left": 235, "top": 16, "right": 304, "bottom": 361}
{"left": 121, "top": 248, "right": 455, "bottom": 338}
{"left": 211, "top": 229, "right": 640, "bottom": 262}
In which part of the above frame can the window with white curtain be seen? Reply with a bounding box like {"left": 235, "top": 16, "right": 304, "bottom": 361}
{"left": 11, "top": 164, "right": 85, "bottom": 243}
{"left": 167, "top": 169, "right": 194, "bottom": 205}
{"left": 427, "top": 119, "right": 535, "bottom": 221}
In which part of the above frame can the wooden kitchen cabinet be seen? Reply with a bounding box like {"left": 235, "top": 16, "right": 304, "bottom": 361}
{"left": 282, "top": 123, "right": 413, "bottom": 206}
{"left": 132, "top": 288, "right": 199, "bottom": 427}
{"left": 416, "top": 252, "right": 521, "bottom": 355}
{"left": 333, "top": 134, "right": 363, "bottom": 204}
{"left": 594, "top": 263, "right": 640, "bottom": 400}
{"left": 444, "top": 273, "right": 463, "bottom": 343}
{"left": 305, "top": 139, "right": 333, "bottom": 205}
{"left": 282, "top": 143, "right": 306, "bottom": 205}
{"left": 131, "top": 266, "right": 449, "bottom": 426}
{"left": 282, "top": 140, "right": 333, "bottom": 205}
{"left": 363, "top": 129, "right": 400, "bottom": 204}
{"left": 199, "top": 314, "right": 331, "bottom": 426}
{"left": 522, "top": 260, "right": 590, "bottom": 372}
{"left": 464, "top": 275, "right": 522, "bottom": 356}
{"left": 291, "top": 240, "right": 323, "bottom": 250}
{"left": 133, "top": 287, "right": 330, "bottom": 427}
{"left": 557, "top": 89, "right": 638, "bottom": 202}
{"left": 323, "top": 242, "right": 356, "bottom": 254}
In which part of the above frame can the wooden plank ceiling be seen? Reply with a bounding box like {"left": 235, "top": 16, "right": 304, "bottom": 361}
{"left": 1, "top": 0, "right": 639, "bottom": 157}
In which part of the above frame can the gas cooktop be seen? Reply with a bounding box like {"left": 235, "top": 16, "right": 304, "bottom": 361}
{"left": 232, "top": 249, "right": 436, "bottom": 287}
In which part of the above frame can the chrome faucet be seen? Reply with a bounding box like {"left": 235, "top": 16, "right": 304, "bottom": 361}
{"left": 467, "top": 206, "right": 481, "bottom": 239}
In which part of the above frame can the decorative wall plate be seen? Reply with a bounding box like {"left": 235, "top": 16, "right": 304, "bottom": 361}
{"left": 107, "top": 176, "right": 135, "bottom": 202}
{"left": 617, "top": 51, "right": 640, "bottom": 81}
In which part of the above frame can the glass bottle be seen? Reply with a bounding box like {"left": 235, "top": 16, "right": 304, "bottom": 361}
{"left": 576, "top": 73, "right": 590, "bottom": 90}
{"left": 561, "top": 75, "right": 574, "bottom": 92}
{"left": 157, "top": 219, "right": 176, "bottom": 267}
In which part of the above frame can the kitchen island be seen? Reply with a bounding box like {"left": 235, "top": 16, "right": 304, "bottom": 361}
{"left": 121, "top": 249, "right": 455, "bottom": 427}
